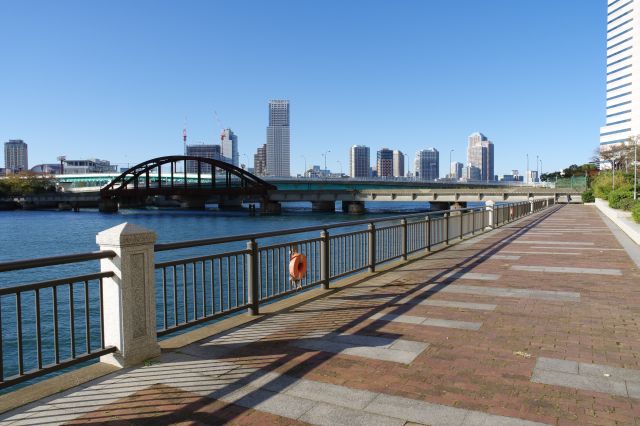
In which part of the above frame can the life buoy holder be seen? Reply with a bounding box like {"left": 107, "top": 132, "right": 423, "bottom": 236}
{"left": 289, "top": 253, "right": 307, "bottom": 281}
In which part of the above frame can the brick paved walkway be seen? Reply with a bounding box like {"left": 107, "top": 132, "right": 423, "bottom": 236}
{"left": 2, "top": 204, "right": 640, "bottom": 425}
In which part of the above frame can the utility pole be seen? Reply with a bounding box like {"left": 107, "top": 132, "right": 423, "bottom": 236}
{"left": 322, "top": 150, "right": 330, "bottom": 173}
{"left": 536, "top": 155, "right": 539, "bottom": 184}
{"left": 300, "top": 155, "right": 307, "bottom": 177}
{"left": 526, "top": 154, "right": 529, "bottom": 184}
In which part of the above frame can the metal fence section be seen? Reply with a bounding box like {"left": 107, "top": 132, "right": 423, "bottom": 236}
{"left": 0, "top": 197, "right": 557, "bottom": 389}
{"left": 0, "top": 253, "right": 117, "bottom": 389}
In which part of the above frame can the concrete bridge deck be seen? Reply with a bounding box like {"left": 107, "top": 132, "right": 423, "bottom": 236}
{"left": 2, "top": 204, "right": 640, "bottom": 425}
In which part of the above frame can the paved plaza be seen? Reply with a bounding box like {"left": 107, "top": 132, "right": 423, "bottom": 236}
{"left": 2, "top": 204, "right": 640, "bottom": 425}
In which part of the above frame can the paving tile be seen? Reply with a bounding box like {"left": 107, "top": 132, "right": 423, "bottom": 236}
{"left": 535, "top": 357, "right": 579, "bottom": 374}
{"left": 416, "top": 299, "right": 497, "bottom": 310}
{"left": 531, "top": 368, "right": 629, "bottom": 397}
{"left": 511, "top": 265, "right": 623, "bottom": 276}
{"left": 300, "top": 402, "right": 404, "bottom": 426}
{"left": 365, "top": 393, "right": 469, "bottom": 426}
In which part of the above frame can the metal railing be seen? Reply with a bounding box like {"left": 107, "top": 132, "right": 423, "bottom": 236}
{"left": 0, "top": 197, "right": 556, "bottom": 387}
{"left": 0, "top": 252, "right": 117, "bottom": 389}
{"left": 152, "top": 198, "right": 554, "bottom": 335}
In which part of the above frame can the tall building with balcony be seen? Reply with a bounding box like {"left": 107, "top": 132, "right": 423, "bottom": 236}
{"left": 186, "top": 144, "right": 221, "bottom": 173}
{"left": 376, "top": 148, "right": 394, "bottom": 178}
{"left": 415, "top": 148, "right": 439, "bottom": 180}
{"left": 220, "top": 128, "right": 239, "bottom": 167}
{"left": 600, "top": 1, "right": 638, "bottom": 153}
{"left": 466, "top": 132, "right": 494, "bottom": 181}
{"left": 393, "top": 150, "right": 405, "bottom": 177}
{"left": 253, "top": 144, "right": 267, "bottom": 176}
{"left": 4, "top": 139, "right": 28, "bottom": 173}
{"left": 349, "top": 145, "right": 370, "bottom": 178}
{"left": 266, "top": 100, "right": 290, "bottom": 177}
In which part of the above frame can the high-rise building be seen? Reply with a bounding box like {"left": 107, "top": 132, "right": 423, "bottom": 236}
{"left": 349, "top": 145, "right": 370, "bottom": 178}
{"left": 266, "top": 100, "right": 290, "bottom": 177}
{"left": 464, "top": 165, "right": 481, "bottom": 181}
{"left": 186, "top": 144, "right": 221, "bottom": 173}
{"left": 4, "top": 140, "right": 28, "bottom": 173}
{"left": 415, "top": 148, "right": 439, "bottom": 180}
{"left": 450, "top": 161, "right": 463, "bottom": 179}
{"left": 466, "top": 132, "right": 494, "bottom": 181}
{"left": 253, "top": 144, "right": 267, "bottom": 176}
{"left": 393, "top": 150, "right": 405, "bottom": 177}
{"left": 220, "top": 129, "right": 239, "bottom": 167}
{"left": 376, "top": 148, "right": 394, "bottom": 178}
{"left": 600, "top": 2, "right": 638, "bottom": 153}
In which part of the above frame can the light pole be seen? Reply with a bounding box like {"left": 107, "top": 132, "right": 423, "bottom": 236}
{"left": 633, "top": 140, "right": 637, "bottom": 199}
{"left": 612, "top": 158, "right": 616, "bottom": 191}
{"left": 536, "top": 155, "right": 539, "bottom": 184}
{"left": 300, "top": 155, "right": 307, "bottom": 177}
{"left": 526, "top": 153, "right": 529, "bottom": 184}
{"left": 337, "top": 160, "right": 343, "bottom": 176}
{"left": 322, "top": 150, "right": 330, "bottom": 173}
{"left": 449, "top": 149, "right": 454, "bottom": 179}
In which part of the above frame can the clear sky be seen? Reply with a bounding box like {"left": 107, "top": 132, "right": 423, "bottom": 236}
{"left": 0, "top": 0, "right": 605, "bottom": 177}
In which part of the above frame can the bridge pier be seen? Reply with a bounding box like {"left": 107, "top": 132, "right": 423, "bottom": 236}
{"left": 99, "top": 199, "right": 119, "bottom": 213}
{"left": 429, "top": 202, "right": 451, "bottom": 212}
{"left": 450, "top": 202, "right": 467, "bottom": 210}
{"left": 342, "top": 201, "right": 365, "bottom": 214}
{"left": 218, "top": 197, "right": 244, "bottom": 210}
{"left": 261, "top": 201, "right": 282, "bottom": 215}
{"left": 179, "top": 198, "right": 206, "bottom": 210}
{"left": 312, "top": 201, "right": 335, "bottom": 212}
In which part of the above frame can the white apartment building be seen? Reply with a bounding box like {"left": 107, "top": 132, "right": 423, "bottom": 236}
{"left": 266, "top": 100, "right": 290, "bottom": 177}
{"left": 600, "top": 1, "right": 638, "bottom": 151}
{"left": 4, "top": 139, "right": 28, "bottom": 173}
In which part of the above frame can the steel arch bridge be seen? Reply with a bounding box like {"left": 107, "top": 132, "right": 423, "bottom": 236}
{"left": 100, "top": 156, "right": 276, "bottom": 200}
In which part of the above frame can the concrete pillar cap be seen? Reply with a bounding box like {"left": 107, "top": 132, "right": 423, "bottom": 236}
{"left": 96, "top": 222, "right": 156, "bottom": 247}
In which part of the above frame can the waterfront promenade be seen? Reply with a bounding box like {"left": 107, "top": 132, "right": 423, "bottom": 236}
{"left": 2, "top": 204, "right": 640, "bottom": 425}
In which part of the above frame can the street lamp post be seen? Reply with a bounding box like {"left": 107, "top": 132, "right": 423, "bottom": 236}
{"left": 612, "top": 158, "right": 616, "bottom": 191}
{"left": 526, "top": 154, "right": 529, "bottom": 184}
{"left": 322, "top": 150, "right": 330, "bottom": 173}
{"left": 634, "top": 137, "right": 638, "bottom": 200}
{"left": 337, "top": 160, "right": 343, "bottom": 176}
{"left": 300, "top": 155, "right": 307, "bottom": 177}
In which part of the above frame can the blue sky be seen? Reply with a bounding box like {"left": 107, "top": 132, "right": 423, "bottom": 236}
{"left": 0, "top": 0, "right": 604, "bottom": 176}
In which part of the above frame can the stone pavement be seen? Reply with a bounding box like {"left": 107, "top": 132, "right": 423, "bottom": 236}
{"left": 2, "top": 204, "right": 640, "bottom": 425}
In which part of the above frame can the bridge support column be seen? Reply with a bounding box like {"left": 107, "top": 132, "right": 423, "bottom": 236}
{"left": 429, "top": 202, "right": 450, "bottom": 212}
{"left": 219, "top": 197, "right": 243, "bottom": 210}
{"left": 451, "top": 202, "right": 467, "bottom": 210}
{"left": 312, "top": 201, "right": 335, "bottom": 212}
{"left": 96, "top": 223, "right": 161, "bottom": 368}
{"left": 261, "top": 201, "right": 282, "bottom": 215}
{"left": 342, "top": 201, "right": 365, "bottom": 214}
{"left": 179, "top": 198, "right": 206, "bottom": 209}
{"left": 99, "top": 199, "right": 119, "bottom": 213}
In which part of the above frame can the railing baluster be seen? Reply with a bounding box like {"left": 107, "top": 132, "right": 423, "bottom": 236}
{"left": 16, "top": 292, "right": 23, "bottom": 375}
{"left": 53, "top": 285, "right": 60, "bottom": 364}
{"left": 84, "top": 281, "right": 90, "bottom": 354}
{"left": 0, "top": 297, "right": 3, "bottom": 382}
{"left": 99, "top": 278, "right": 105, "bottom": 350}
{"left": 235, "top": 256, "right": 239, "bottom": 308}
{"left": 69, "top": 284, "right": 76, "bottom": 359}
{"left": 173, "top": 266, "right": 178, "bottom": 327}
{"left": 226, "top": 256, "right": 231, "bottom": 308}
{"left": 35, "top": 288, "right": 42, "bottom": 369}
{"left": 162, "top": 268, "right": 167, "bottom": 330}
{"left": 247, "top": 239, "right": 259, "bottom": 315}
{"left": 192, "top": 262, "right": 197, "bottom": 320}
{"left": 182, "top": 264, "right": 187, "bottom": 324}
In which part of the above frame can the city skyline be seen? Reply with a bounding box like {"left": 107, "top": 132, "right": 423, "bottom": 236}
{"left": 0, "top": 1, "right": 604, "bottom": 177}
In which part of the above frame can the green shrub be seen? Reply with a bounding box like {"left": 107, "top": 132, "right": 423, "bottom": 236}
{"left": 632, "top": 201, "right": 640, "bottom": 223}
{"left": 581, "top": 189, "right": 595, "bottom": 203}
{"left": 591, "top": 171, "right": 634, "bottom": 199}
{"left": 618, "top": 197, "right": 636, "bottom": 211}
{"left": 608, "top": 187, "right": 634, "bottom": 209}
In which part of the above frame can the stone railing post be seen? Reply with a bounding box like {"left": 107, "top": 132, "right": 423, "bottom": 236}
{"left": 529, "top": 197, "right": 535, "bottom": 214}
{"left": 485, "top": 200, "right": 495, "bottom": 230}
{"left": 96, "top": 223, "right": 161, "bottom": 368}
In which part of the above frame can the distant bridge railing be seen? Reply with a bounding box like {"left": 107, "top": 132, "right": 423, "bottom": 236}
{"left": 0, "top": 198, "right": 556, "bottom": 390}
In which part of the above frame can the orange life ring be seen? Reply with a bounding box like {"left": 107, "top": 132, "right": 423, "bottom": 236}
{"left": 289, "top": 253, "right": 307, "bottom": 281}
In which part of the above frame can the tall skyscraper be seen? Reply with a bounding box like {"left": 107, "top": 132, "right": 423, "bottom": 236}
{"left": 4, "top": 140, "right": 28, "bottom": 173}
{"left": 266, "top": 99, "right": 290, "bottom": 177}
{"left": 466, "top": 132, "right": 494, "bottom": 181}
{"left": 253, "top": 144, "right": 267, "bottom": 176}
{"left": 415, "top": 148, "right": 439, "bottom": 180}
{"left": 220, "top": 128, "right": 239, "bottom": 167}
{"left": 186, "top": 144, "right": 221, "bottom": 173}
{"left": 349, "top": 145, "right": 370, "bottom": 178}
{"left": 600, "top": 2, "right": 637, "bottom": 153}
{"left": 393, "top": 150, "right": 405, "bottom": 177}
{"left": 376, "top": 148, "right": 394, "bottom": 178}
